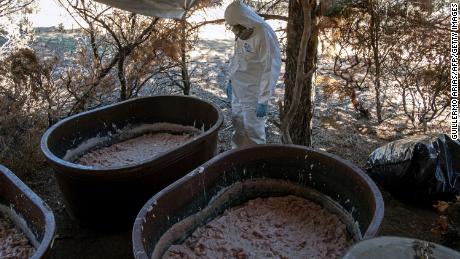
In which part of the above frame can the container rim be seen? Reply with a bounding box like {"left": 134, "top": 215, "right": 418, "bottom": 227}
{"left": 40, "top": 95, "right": 224, "bottom": 174}
{"left": 132, "top": 144, "right": 384, "bottom": 259}
{"left": 343, "top": 236, "right": 460, "bottom": 258}
{"left": 0, "top": 164, "right": 56, "bottom": 259}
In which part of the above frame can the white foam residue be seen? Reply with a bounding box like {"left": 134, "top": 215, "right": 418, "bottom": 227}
{"left": 63, "top": 135, "right": 110, "bottom": 162}
{"left": 118, "top": 122, "right": 202, "bottom": 139}
{"left": 0, "top": 204, "right": 40, "bottom": 249}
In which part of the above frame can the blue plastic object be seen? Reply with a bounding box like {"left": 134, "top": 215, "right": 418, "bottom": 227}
{"left": 226, "top": 80, "right": 232, "bottom": 101}
{"left": 256, "top": 103, "right": 267, "bottom": 117}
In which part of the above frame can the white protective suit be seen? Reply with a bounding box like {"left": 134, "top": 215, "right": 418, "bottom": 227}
{"left": 224, "top": 1, "right": 282, "bottom": 148}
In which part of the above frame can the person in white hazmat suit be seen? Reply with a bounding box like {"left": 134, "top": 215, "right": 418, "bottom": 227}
{"left": 224, "top": 1, "right": 282, "bottom": 148}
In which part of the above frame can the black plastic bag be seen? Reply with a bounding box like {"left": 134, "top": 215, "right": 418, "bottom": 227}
{"left": 366, "top": 134, "right": 460, "bottom": 203}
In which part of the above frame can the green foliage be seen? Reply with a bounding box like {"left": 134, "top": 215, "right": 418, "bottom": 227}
{"left": 324, "top": 0, "right": 354, "bottom": 17}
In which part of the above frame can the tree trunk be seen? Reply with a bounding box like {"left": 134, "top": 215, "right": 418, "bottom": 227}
{"left": 180, "top": 52, "right": 191, "bottom": 95}
{"left": 282, "top": 0, "right": 318, "bottom": 146}
{"left": 369, "top": 1, "right": 383, "bottom": 123}
{"left": 180, "top": 20, "right": 191, "bottom": 95}
{"left": 118, "top": 48, "right": 127, "bottom": 101}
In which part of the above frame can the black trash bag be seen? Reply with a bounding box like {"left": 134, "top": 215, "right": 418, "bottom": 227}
{"left": 366, "top": 134, "right": 460, "bottom": 203}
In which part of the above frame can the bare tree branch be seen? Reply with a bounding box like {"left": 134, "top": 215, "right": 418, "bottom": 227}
{"left": 0, "top": 0, "right": 33, "bottom": 17}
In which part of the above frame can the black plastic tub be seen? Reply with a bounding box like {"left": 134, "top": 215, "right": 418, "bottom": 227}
{"left": 132, "top": 144, "right": 385, "bottom": 259}
{"left": 40, "top": 95, "right": 223, "bottom": 229}
{"left": 0, "top": 165, "right": 56, "bottom": 258}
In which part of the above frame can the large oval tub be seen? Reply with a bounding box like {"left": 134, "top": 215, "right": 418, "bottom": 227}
{"left": 132, "top": 145, "right": 384, "bottom": 259}
{"left": 41, "top": 95, "right": 223, "bottom": 229}
{"left": 0, "top": 165, "right": 56, "bottom": 258}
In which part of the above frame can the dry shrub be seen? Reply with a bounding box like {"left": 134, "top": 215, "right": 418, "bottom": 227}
{"left": 316, "top": 74, "right": 344, "bottom": 100}
{"left": 0, "top": 48, "right": 49, "bottom": 176}
{"left": 0, "top": 105, "right": 46, "bottom": 176}
{"left": 320, "top": 0, "right": 449, "bottom": 127}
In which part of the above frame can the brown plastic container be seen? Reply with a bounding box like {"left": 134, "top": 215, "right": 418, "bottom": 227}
{"left": 0, "top": 165, "right": 56, "bottom": 258}
{"left": 40, "top": 95, "right": 223, "bottom": 229}
{"left": 132, "top": 144, "right": 385, "bottom": 259}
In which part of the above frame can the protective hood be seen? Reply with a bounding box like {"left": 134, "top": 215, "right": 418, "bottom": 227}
{"left": 224, "top": 1, "right": 265, "bottom": 28}
{"left": 94, "top": 0, "right": 197, "bottom": 19}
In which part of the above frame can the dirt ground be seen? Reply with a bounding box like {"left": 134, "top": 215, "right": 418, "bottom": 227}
{"left": 21, "top": 38, "right": 448, "bottom": 258}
